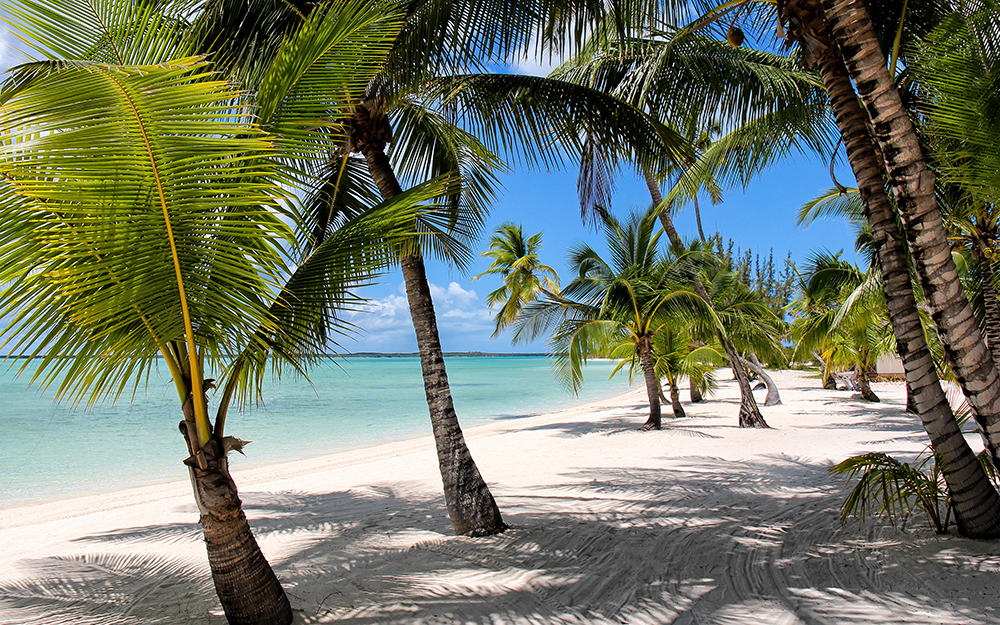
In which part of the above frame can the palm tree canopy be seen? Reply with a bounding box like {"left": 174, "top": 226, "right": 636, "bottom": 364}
{"left": 0, "top": 0, "right": 448, "bottom": 427}
{"left": 474, "top": 223, "right": 560, "bottom": 336}
{"left": 514, "top": 208, "right": 712, "bottom": 390}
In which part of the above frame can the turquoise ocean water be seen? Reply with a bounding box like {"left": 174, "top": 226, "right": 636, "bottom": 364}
{"left": 0, "top": 356, "right": 630, "bottom": 507}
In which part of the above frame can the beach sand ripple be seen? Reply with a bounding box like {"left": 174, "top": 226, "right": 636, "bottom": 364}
{"left": 1, "top": 371, "right": 998, "bottom": 624}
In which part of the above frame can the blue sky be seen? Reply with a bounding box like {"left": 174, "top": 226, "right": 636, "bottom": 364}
{"left": 348, "top": 156, "right": 860, "bottom": 354}
{"left": 340, "top": 44, "right": 861, "bottom": 354}
{"left": 0, "top": 24, "right": 861, "bottom": 355}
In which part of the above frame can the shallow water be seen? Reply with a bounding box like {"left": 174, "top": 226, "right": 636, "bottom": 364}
{"left": 0, "top": 356, "right": 631, "bottom": 507}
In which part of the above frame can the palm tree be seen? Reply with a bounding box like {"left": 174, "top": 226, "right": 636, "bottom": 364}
{"left": 645, "top": 179, "right": 770, "bottom": 427}
{"left": 0, "top": 0, "right": 463, "bottom": 620}
{"left": 474, "top": 223, "right": 560, "bottom": 336}
{"left": 185, "top": 0, "right": 685, "bottom": 537}
{"left": 809, "top": 0, "right": 1000, "bottom": 472}
{"left": 908, "top": 12, "right": 1000, "bottom": 370}
{"left": 777, "top": 0, "right": 1000, "bottom": 538}
{"left": 652, "top": 324, "right": 724, "bottom": 418}
{"left": 701, "top": 263, "right": 787, "bottom": 406}
{"left": 791, "top": 252, "right": 893, "bottom": 403}
{"left": 553, "top": 27, "right": 838, "bottom": 427}
{"left": 512, "top": 209, "right": 709, "bottom": 430}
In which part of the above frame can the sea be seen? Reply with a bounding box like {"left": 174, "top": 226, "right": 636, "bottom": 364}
{"left": 0, "top": 356, "right": 631, "bottom": 508}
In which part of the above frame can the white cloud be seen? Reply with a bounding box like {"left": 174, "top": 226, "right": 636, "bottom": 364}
{"left": 507, "top": 51, "right": 563, "bottom": 77}
{"left": 505, "top": 35, "right": 569, "bottom": 77}
{"left": 344, "top": 281, "right": 500, "bottom": 352}
{"left": 429, "top": 282, "right": 482, "bottom": 310}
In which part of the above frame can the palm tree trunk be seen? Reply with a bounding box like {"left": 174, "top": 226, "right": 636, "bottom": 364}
{"left": 180, "top": 403, "right": 292, "bottom": 624}
{"left": 974, "top": 248, "right": 1000, "bottom": 369}
{"left": 799, "top": 29, "right": 1000, "bottom": 537}
{"left": 644, "top": 169, "right": 768, "bottom": 427}
{"left": 669, "top": 377, "right": 686, "bottom": 418}
{"left": 693, "top": 194, "right": 707, "bottom": 243}
{"left": 821, "top": 0, "right": 1000, "bottom": 471}
{"left": 638, "top": 337, "right": 662, "bottom": 430}
{"left": 741, "top": 356, "right": 781, "bottom": 406}
{"left": 354, "top": 112, "right": 505, "bottom": 536}
{"left": 813, "top": 352, "right": 837, "bottom": 389}
{"left": 857, "top": 366, "right": 879, "bottom": 402}
{"left": 400, "top": 253, "right": 507, "bottom": 535}
{"left": 689, "top": 375, "right": 704, "bottom": 402}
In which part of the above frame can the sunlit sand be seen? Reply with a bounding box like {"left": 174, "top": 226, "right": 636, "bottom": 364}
{"left": 1, "top": 370, "right": 996, "bottom": 624}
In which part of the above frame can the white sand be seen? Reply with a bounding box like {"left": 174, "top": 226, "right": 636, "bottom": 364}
{"left": 1, "top": 370, "right": 998, "bottom": 624}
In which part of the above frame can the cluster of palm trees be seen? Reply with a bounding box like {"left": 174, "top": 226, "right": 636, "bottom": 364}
{"left": 477, "top": 212, "right": 784, "bottom": 430}
{"left": 3, "top": 0, "right": 1000, "bottom": 622}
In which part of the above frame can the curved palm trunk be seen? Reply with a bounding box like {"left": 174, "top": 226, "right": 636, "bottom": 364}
{"left": 792, "top": 20, "right": 1000, "bottom": 536}
{"left": 353, "top": 109, "right": 505, "bottom": 536}
{"left": 668, "top": 376, "right": 686, "bottom": 418}
{"left": 644, "top": 170, "right": 768, "bottom": 427}
{"left": 638, "top": 337, "right": 662, "bottom": 430}
{"left": 740, "top": 356, "right": 781, "bottom": 406}
{"left": 821, "top": 0, "right": 1000, "bottom": 471}
{"left": 400, "top": 253, "right": 507, "bottom": 535}
{"left": 180, "top": 401, "right": 292, "bottom": 624}
{"left": 856, "top": 366, "right": 879, "bottom": 403}
{"left": 814, "top": 351, "right": 838, "bottom": 390}
{"left": 689, "top": 375, "right": 704, "bottom": 402}
{"left": 693, "top": 195, "right": 707, "bottom": 244}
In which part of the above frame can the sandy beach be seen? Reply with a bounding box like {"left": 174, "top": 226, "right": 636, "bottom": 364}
{"left": 1, "top": 369, "right": 998, "bottom": 624}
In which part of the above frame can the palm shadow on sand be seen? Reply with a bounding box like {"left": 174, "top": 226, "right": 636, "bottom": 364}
{"left": 5, "top": 450, "right": 998, "bottom": 625}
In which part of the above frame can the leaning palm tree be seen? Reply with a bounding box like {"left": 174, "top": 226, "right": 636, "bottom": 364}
{"left": 553, "top": 27, "right": 836, "bottom": 427}
{"left": 909, "top": 12, "right": 1000, "bottom": 370}
{"left": 0, "top": 0, "right": 462, "bottom": 621}
{"left": 185, "top": 0, "right": 682, "bottom": 537}
{"left": 474, "top": 223, "right": 560, "bottom": 336}
{"left": 652, "top": 323, "right": 724, "bottom": 418}
{"left": 774, "top": 0, "right": 1000, "bottom": 537}
{"left": 791, "top": 253, "right": 894, "bottom": 402}
{"left": 699, "top": 262, "right": 787, "bottom": 404}
{"left": 781, "top": 0, "right": 1000, "bottom": 475}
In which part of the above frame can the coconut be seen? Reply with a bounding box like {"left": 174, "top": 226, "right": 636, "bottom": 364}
{"left": 727, "top": 25, "right": 745, "bottom": 47}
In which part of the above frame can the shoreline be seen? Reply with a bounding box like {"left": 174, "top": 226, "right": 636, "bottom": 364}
{"left": 3, "top": 370, "right": 997, "bottom": 625}
{"left": 0, "top": 356, "right": 631, "bottom": 510}
{"left": 0, "top": 385, "right": 642, "bottom": 529}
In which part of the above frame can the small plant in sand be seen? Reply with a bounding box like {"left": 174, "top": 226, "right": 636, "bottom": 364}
{"left": 832, "top": 449, "right": 1000, "bottom": 534}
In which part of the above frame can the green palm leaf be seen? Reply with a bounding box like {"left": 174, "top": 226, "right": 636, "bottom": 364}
{"left": 0, "top": 0, "right": 186, "bottom": 66}
{"left": 257, "top": 0, "right": 406, "bottom": 154}
{"left": 0, "top": 57, "right": 285, "bottom": 429}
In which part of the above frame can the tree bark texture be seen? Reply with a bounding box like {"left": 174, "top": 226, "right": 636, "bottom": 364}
{"left": 180, "top": 401, "right": 292, "bottom": 625}
{"left": 645, "top": 169, "right": 768, "bottom": 427}
{"left": 815, "top": 352, "right": 838, "bottom": 390}
{"left": 793, "top": 18, "right": 1000, "bottom": 536}
{"left": 820, "top": 0, "right": 1000, "bottom": 470}
{"left": 354, "top": 112, "right": 505, "bottom": 536}
{"left": 741, "top": 356, "right": 781, "bottom": 406}
{"left": 400, "top": 254, "right": 507, "bottom": 535}
{"left": 975, "top": 250, "right": 1000, "bottom": 370}
{"left": 638, "top": 337, "right": 663, "bottom": 430}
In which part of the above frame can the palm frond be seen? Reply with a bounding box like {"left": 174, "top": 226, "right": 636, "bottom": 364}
{"left": 257, "top": 0, "right": 407, "bottom": 154}
{"left": 0, "top": 0, "right": 187, "bottom": 66}
{"left": 0, "top": 57, "right": 286, "bottom": 409}
{"left": 216, "top": 174, "right": 465, "bottom": 428}
{"left": 420, "top": 72, "right": 686, "bottom": 175}
{"left": 797, "top": 187, "right": 865, "bottom": 227}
